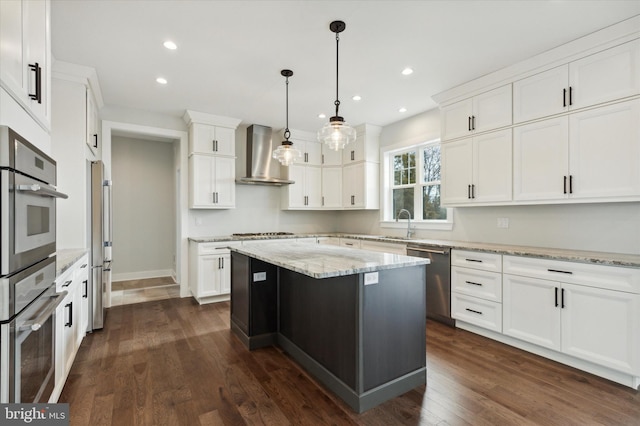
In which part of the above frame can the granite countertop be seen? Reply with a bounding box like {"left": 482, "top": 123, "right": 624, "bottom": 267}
{"left": 230, "top": 241, "right": 429, "bottom": 279}
{"left": 189, "top": 233, "right": 640, "bottom": 268}
{"left": 55, "top": 248, "right": 89, "bottom": 276}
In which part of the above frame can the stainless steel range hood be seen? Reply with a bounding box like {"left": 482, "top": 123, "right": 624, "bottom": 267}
{"left": 236, "top": 124, "right": 294, "bottom": 186}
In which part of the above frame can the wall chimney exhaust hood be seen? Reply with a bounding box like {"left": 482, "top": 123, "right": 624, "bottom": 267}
{"left": 237, "top": 124, "right": 294, "bottom": 186}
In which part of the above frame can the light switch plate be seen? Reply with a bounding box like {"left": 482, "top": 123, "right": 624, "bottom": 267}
{"left": 364, "top": 272, "right": 379, "bottom": 285}
{"left": 253, "top": 272, "right": 266, "bottom": 282}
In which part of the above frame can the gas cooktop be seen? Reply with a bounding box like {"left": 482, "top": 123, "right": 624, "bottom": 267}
{"left": 231, "top": 232, "right": 294, "bottom": 237}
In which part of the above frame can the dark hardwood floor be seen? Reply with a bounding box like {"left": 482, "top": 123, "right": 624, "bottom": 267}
{"left": 60, "top": 297, "right": 640, "bottom": 425}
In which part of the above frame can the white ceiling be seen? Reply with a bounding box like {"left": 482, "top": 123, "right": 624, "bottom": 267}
{"left": 51, "top": 1, "right": 640, "bottom": 133}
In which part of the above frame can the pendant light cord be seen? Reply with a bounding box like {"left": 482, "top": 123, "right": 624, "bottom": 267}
{"left": 334, "top": 32, "right": 340, "bottom": 117}
{"left": 284, "top": 76, "right": 290, "bottom": 140}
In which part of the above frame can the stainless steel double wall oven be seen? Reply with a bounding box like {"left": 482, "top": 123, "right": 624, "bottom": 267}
{"left": 0, "top": 126, "right": 68, "bottom": 403}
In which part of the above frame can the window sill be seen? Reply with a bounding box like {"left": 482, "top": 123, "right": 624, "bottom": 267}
{"left": 380, "top": 220, "right": 454, "bottom": 231}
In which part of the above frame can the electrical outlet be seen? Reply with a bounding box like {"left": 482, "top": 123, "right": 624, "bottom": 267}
{"left": 497, "top": 217, "right": 509, "bottom": 228}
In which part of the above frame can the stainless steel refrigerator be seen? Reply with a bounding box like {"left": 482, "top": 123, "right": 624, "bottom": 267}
{"left": 89, "top": 160, "right": 112, "bottom": 331}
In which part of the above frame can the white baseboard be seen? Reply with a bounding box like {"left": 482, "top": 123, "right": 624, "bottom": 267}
{"left": 112, "top": 269, "right": 175, "bottom": 282}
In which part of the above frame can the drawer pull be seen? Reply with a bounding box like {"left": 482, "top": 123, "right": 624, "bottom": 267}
{"left": 465, "top": 308, "right": 483, "bottom": 315}
{"left": 62, "top": 280, "right": 72, "bottom": 288}
{"left": 465, "top": 281, "right": 483, "bottom": 286}
{"left": 548, "top": 269, "right": 572, "bottom": 275}
{"left": 465, "top": 258, "right": 483, "bottom": 263}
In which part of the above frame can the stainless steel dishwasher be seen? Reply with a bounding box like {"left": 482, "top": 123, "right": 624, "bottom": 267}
{"left": 406, "top": 244, "right": 454, "bottom": 327}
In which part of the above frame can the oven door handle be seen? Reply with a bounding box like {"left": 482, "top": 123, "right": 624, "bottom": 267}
{"left": 17, "top": 183, "right": 69, "bottom": 199}
{"left": 20, "top": 291, "right": 68, "bottom": 331}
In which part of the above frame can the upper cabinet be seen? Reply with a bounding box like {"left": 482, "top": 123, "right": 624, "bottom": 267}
{"left": 0, "top": 0, "right": 51, "bottom": 131}
{"left": 513, "top": 39, "right": 640, "bottom": 123}
{"left": 441, "top": 85, "right": 512, "bottom": 141}
{"left": 322, "top": 143, "right": 342, "bottom": 166}
{"left": 342, "top": 124, "right": 382, "bottom": 164}
{"left": 190, "top": 124, "right": 235, "bottom": 156}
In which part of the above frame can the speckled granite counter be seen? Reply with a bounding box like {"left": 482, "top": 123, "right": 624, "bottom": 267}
{"left": 55, "top": 249, "right": 88, "bottom": 276}
{"left": 190, "top": 233, "right": 640, "bottom": 268}
{"left": 230, "top": 241, "right": 429, "bottom": 279}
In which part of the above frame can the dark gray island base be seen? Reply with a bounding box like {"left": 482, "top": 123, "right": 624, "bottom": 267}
{"left": 229, "top": 242, "right": 428, "bottom": 413}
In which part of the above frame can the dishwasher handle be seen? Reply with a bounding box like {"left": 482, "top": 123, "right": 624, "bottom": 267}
{"left": 407, "top": 247, "right": 450, "bottom": 256}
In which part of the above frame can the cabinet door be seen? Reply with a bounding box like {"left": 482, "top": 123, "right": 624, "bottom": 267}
{"left": 213, "top": 126, "right": 235, "bottom": 156}
{"left": 191, "top": 125, "right": 235, "bottom": 155}
{"left": 473, "top": 129, "right": 512, "bottom": 203}
{"left": 217, "top": 253, "right": 231, "bottom": 294}
{"left": 561, "top": 283, "right": 639, "bottom": 375}
{"left": 303, "top": 141, "right": 322, "bottom": 166}
{"left": 190, "top": 155, "right": 215, "bottom": 207}
{"left": 342, "top": 163, "right": 364, "bottom": 207}
{"left": 569, "top": 99, "right": 640, "bottom": 199}
{"left": 441, "top": 138, "right": 473, "bottom": 205}
{"left": 23, "top": 0, "right": 49, "bottom": 122}
{"left": 305, "top": 166, "right": 322, "bottom": 208}
{"left": 321, "top": 166, "right": 342, "bottom": 208}
{"left": 503, "top": 274, "right": 562, "bottom": 351}
{"left": 473, "top": 85, "right": 512, "bottom": 133}
{"left": 441, "top": 98, "right": 473, "bottom": 141}
{"left": 285, "top": 164, "right": 306, "bottom": 208}
{"left": 213, "top": 156, "right": 235, "bottom": 207}
{"left": 86, "top": 89, "right": 99, "bottom": 155}
{"left": 513, "top": 65, "right": 568, "bottom": 123}
{"left": 342, "top": 135, "right": 363, "bottom": 164}
{"left": 513, "top": 117, "right": 569, "bottom": 201}
{"left": 569, "top": 40, "right": 640, "bottom": 110}
{"left": 322, "top": 144, "right": 342, "bottom": 166}
{"left": 0, "top": 0, "right": 24, "bottom": 93}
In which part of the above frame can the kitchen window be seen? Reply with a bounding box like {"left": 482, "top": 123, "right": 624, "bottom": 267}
{"left": 381, "top": 139, "right": 453, "bottom": 230}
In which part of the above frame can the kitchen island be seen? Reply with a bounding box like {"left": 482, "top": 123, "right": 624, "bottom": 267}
{"left": 229, "top": 242, "right": 430, "bottom": 413}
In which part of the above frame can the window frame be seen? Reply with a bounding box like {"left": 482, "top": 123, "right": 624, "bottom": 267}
{"left": 380, "top": 138, "right": 453, "bottom": 231}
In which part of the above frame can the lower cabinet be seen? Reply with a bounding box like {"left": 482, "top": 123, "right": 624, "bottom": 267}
{"left": 51, "top": 253, "right": 89, "bottom": 402}
{"left": 189, "top": 241, "right": 240, "bottom": 304}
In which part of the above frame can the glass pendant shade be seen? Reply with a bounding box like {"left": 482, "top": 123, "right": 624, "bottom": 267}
{"left": 318, "top": 116, "right": 357, "bottom": 151}
{"left": 273, "top": 141, "right": 302, "bottom": 166}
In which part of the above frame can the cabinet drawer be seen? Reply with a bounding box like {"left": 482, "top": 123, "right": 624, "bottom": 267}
{"left": 451, "top": 249, "right": 502, "bottom": 272}
{"left": 452, "top": 293, "right": 502, "bottom": 333}
{"left": 197, "top": 241, "right": 240, "bottom": 255}
{"left": 503, "top": 255, "right": 640, "bottom": 294}
{"left": 452, "top": 266, "right": 502, "bottom": 302}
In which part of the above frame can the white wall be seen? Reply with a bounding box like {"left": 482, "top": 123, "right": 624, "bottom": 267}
{"left": 337, "top": 109, "right": 640, "bottom": 255}
{"left": 111, "top": 135, "right": 176, "bottom": 280}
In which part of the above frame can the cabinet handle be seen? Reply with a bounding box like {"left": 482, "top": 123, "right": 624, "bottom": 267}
{"left": 563, "top": 88, "right": 567, "bottom": 108}
{"left": 471, "top": 184, "right": 475, "bottom": 199}
{"left": 28, "top": 63, "right": 42, "bottom": 104}
{"left": 351, "top": 195, "right": 355, "bottom": 205}
{"left": 304, "top": 152, "right": 309, "bottom": 163}
{"left": 468, "top": 184, "right": 471, "bottom": 199}
{"left": 468, "top": 116, "right": 472, "bottom": 131}
{"left": 569, "top": 175, "right": 573, "bottom": 194}
{"left": 62, "top": 280, "right": 72, "bottom": 288}
{"left": 322, "top": 154, "right": 325, "bottom": 164}
{"left": 65, "top": 302, "right": 73, "bottom": 327}
{"left": 93, "top": 134, "right": 98, "bottom": 148}
{"left": 350, "top": 150, "right": 355, "bottom": 161}
{"left": 465, "top": 258, "right": 483, "bottom": 263}
{"left": 221, "top": 258, "right": 224, "bottom": 269}
{"left": 548, "top": 269, "right": 572, "bottom": 275}
{"left": 465, "top": 308, "right": 483, "bottom": 315}
{"left": 212, "top": 140, "right": 216, "bottom": 152}
{"left": 471, "top": 115, "right": 476, "bottom": 130}
{"left": 322, "top": 196, "right": 325, "bottom": 206}
{"left": 555, "top": 287, "right": 559, "bottom": 307}
{"left": 569, "top": 87, "right": 573, "bottom": 106}
{"left": 561, "top": 288, "right": 566, "bottom": 309}
{"left": 83, "top": 280, "right": 88, "bottom": 298}
{"left": 563, "top": 176, "right": 567, "bottom": 194}
{"left": 81, "top": 264, "right": 88, "bottom": 269}
{"left": 465, "top": 281, "right": 483, "bottom": 286}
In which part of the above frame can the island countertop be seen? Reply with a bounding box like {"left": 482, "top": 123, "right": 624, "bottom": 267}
{"left": 230, "top": 241, "right": 429, "bottom": 279}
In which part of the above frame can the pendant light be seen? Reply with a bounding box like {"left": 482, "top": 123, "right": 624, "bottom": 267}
{"left": 272, "top": 69, "right": 302, "bottom": 166}
{"left": 318, "top": 20, "right": 356, "bottom": 151}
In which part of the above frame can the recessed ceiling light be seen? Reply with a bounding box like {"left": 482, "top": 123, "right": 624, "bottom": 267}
{"left": 401, "top": 67, "right": 413, "bottom": 76}
{"left": 156, "top": 77, "right": 168, "bottom": 85}
{"left": 352, "top": 95, "right": 362, "bottom": 101}
{"left": 399, "top": 107, "right": 407, "bottom": 113}
{"left": 318, "top": 113, "right": 326, "bottom": 119}
{"left": 163, "top": 41, "right": 177, "bottom": 50}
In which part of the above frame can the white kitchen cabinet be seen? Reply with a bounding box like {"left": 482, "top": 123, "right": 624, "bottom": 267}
{"left": 189, "top": 241, "right": 241, "bottom": 304}
{"left": 321, "top": 166, "right": 342, "bottom": 209}
{"left": 514, "top": 99, "right": 640, "bottom": 202}
{"left": 294, "top": 138, "right": 322, "bottom": 166}
{"left": 189, "top": 154, "right": 235, "bottom": 208}
{"left": 0, "top": 0, "right": 51, "bottom": 131}
{"left": 189, "top": 123, "right": 236, "bottom": 156}
{"left": 513, "top": 39, "right": 640, "bottom": 123}
{"left": 322, "top": 143, "right": 342, "bottom": 166}
{"left": 342, "top": 124, "right": 382, "bottom": 164}
{"left": 317, "top": 237, "right": 341, "bottom": 246}
{"left": 342, "top": 162, "right": 379, "bottom": 209}
{"left": 503, "top": 255, "right": 640, "bottom": 377}
{"left": 441, "top": 85, "right": 512, "bottom": 141}
{"left": 359, "top": 240, "right": 406, "bottom": 255}
{"left": 451, "top": 249, "right": 503, "bottom": 332}
{"left": 85, "top": 88, "right": 99, "bottom": 156}
{"left": 281, "top": 164, "right": 322, "bottom": 209}
{"left": 442, "top": 129, "right": 512, "bottom": 205}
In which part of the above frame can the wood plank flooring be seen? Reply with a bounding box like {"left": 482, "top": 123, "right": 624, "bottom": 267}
{"left": 60, "top": 297, "right": 640, "bottom": 425}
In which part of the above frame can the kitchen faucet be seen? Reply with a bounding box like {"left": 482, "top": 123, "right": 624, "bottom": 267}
{"left": 395, "top": 208, "right": 414, "bottom": 238}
